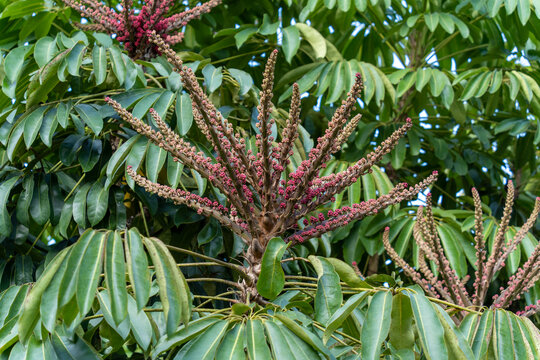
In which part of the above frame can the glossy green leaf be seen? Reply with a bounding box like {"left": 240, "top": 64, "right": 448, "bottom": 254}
{"left": 229, "top": 68, "right": 253, "bottom": 96}
{"left": 424, "top": 13, "right": 440, "bottom": 32}
{"left": 2, "top": 0, "right": 48, "bottom": 19}
{"left": 415, "top": 68, "right": 432, "bottom": 92}
{"left": 127, "top": 294, "right": 152, "bottom": 351}
{"left": 388, "top": 293, "right": 414, "bottom": 350}
{"left": 396, "top": 70, "right": 416, "bottom": 97}
{"left": 18, "top": 248, "right": 69, "bottom": 344}
{"left": 279, "top": 323, "right": 320, "bottom": 360}
{"left": 0, "top": 176, "right": 19, "bottom": 237}
{"left": 4, "top": 45, "right": 30, "bottom": 83}
{"left": 324, "top": 291, "right": 368, "bottom": 343}
{"left": 152, "top": 315, "right": 223, "bottom": 358}
{"left": 257, "top": 237, "right": 288, "bottom": 299}
{"left": 39, "top": 108, "right": 59, "bottom": 147}
{"left": 15, "top": 176, "right": 33, "bottom": 226}
{"left": 66, "top": 42, "right": 86, "bottom": 76}
{"left": 274, "top": 313, "right": 332, "bottom": 358}
{"left": 246, "top": 319, "right": 272, "bottom": 360}
{"left": 360, "top": 291, "right": 392, "bottom": 359}
{"left": 459, "top": 313, "right": 479, "bottom": 344}
{"left": 145, "top": 143, "right": 167, "bottom": 183}
{"left": 217, "top": 322, "right": 245, "bottom": 360}
{"left": 125, "top": 228, "right": 150, "bottom": 310}
{"left": 92, "top": 45, "right": 107, "bottom": 85}
{"left": 408, "top": 291, "right": 448, "bottom": 360}
{"left": 282, "top": 26, "right": 300, "bottom": 63}
{"left": 59, "top": 230, "right": 95, "bottom": 307}
{"left": 167, "top": 153, "right": 184, "bottom": 189}
{"left": 436, "top": 224, "right": 466, "bottom": 278}
{"left": 87, "top": 181, "right": 108, "bottom": 226}
{"left": 259, "top": 14, "right": 279, "bottom": 35}
{"left": 434, "top": 304, "right": 474, "bottom": 359}
{"left": 325, "top": 257, "right": 367, "bottom": 288}
{"left": 23, "top": 107, "right": 47, "bottom": 149}
{"left": 107, "top": 135, "right": 140, "bottom": 184}
{"left": 296, "top": 23, "right": 326, "bottom": 59}
{"left": 30, "top": 176, "right": 50, "bottom": 225}
{"left": 72, "top": 183, "right": 91, "bottom": 228}
{"left": 314, "top": 257, "right": 342, "bottom": 324}
{"left": 144, "top": 237, "right": 190, "bottom": 335}
{"left": 78, "top": 138, "right": 102, "bottom": 172}
{"left": 0, "top": 317, "right": 21, "bottom": 353}
{"left": 109, "top": 46, "right": 126, "bottom": 85}
{"left": 517, "top": 316, "right": 540, "bottom": 358}
{"left": 492, "top": 310, "right": 520, "bottom": 360}
{"left": 264, "top": 320, "right": 295, "bottom": 358}
{"left": 202, "top": 64, "right": 223, "bottom": 93}
{"left": 41, "top": 251, "right": 69, "bottom": 332}
{"left": 75, "top": 104, "right": 103, "bottom": 135}
{"left": 51, "top": 326, "right": 100, "bottom": 359}
{"left": 76, "top": 231, "right": 106, "bottom": 316}
{"left": 104, "top": 231, "right": 128, "bottom": 325}
{"left": 176, "top": 92, "right": 194, "bottom": 135}
{"left": 472, "top": 309, "right": 494, "bottom": 358}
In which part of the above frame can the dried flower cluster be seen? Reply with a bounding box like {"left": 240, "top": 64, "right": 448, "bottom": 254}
{"left": 383, "top": 181, "right": 540, "bottom": 316}
{"left": 106, "top": 32, "right": 437, "bottom": 291}
{"left": 63, "top": 0, "right": 220, "bottom": 59}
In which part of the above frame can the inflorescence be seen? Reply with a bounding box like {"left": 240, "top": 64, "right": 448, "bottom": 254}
{"left": 383, "top": 181, "right": 540, "bottom": 316}
{"left": 106, "top": 32, "right": 438, "bottom": 268}
{"left": 63, "top": 0, "right": 221, "bottom": 59}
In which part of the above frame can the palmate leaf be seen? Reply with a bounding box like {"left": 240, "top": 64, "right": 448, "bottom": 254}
{"left": 10, "top": 228, "right": 192, "bottom": 352}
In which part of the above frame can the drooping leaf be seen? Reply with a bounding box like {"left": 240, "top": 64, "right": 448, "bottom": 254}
{"left": 0, "top": 176, "right": 20, "bottom": 237}
{"left": 104, "top": 231, "right": 128, "bottom": 325}
{"left": 257, "top": 237, "right": 288, "bottom": 300}
{"left": 282, "top": 26, "right": 300, "bottom": 63}
{"left": 144, "top": 237, "right": 191, "bottom": 335}
{"left": 408, "top": 291, "right": 448, "bottom": 360}
{"left": 124, "top": 228, "right": 150, "bottom": 311}
{"left": 18, "top": 248, "right": 69, "bottom": 344}
{"left": 295, "top": 23, "right": 327, "bottom": 59}
{"left": 389, "top": 293, "right": 415, "bottom": 350}
{"left": 176, "top": 92, "right": 194, "bottom": 135}
{"left": 324, "top": 291, "right": 368, "bottom": 343}
{"left": 76, "top": 231, "right": 106, "bottom": 316}
{"left": 246, "top": 319, "right": 272, "bottom": 360}
{"left": 202, "top": 64, "right": 223, "bottom": 93}
{"left": 314, "top": 257, "right": 342, "bottom": 324}
{"left": 360, "top": 291, "right": 393, "bottom": 360}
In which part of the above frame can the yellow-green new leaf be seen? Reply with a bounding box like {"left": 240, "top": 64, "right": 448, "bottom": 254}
{"left": 295, "top": 23, "right": 327, "bottom": 59}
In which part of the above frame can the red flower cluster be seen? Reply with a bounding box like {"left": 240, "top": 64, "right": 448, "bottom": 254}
{"left": 63, "top": 0, "right": 220, "bottom": 59}
{"left": 383, "top": 182, "right": 540, "bottom": 316}
{"left": 107, "top": 32, "right": 437, "bottom": 270}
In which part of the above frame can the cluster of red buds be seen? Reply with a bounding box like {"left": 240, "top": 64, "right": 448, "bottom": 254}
{"left": 106, "top": 32, "right": 437, "bottom": 269}
{"left": 383, "top": 181, "right": 540, "bottom": 316}
{"left": 63, "top": 0, "right": 221, "bottom": 59}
